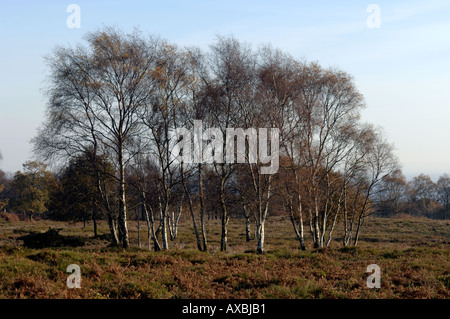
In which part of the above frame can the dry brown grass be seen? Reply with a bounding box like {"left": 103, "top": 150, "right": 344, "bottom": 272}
{"left": 0, "top": 215, "right": 449, "bottom": 299}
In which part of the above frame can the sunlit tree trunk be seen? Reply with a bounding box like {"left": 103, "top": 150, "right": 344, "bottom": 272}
{"left": 198, "top": 163, "right": 208, "bottom": 251}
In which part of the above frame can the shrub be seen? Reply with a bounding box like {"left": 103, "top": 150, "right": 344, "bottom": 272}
{"left": 0, "top": 212, "right": 20, "bottom": 222}
{"left": 438, "top": 274, "right": 450, "bottom": 289}
{"left": 18, "top": 228, "right": 85, "bottom": 248}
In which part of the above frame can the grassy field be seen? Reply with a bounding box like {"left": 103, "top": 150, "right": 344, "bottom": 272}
{"left": 0, "top": 215, "right": 449, "bottom": 299}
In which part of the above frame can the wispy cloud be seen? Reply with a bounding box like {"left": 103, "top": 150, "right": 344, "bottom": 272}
{"left": 382, "top": 0, "right": 450, "bottom": 24}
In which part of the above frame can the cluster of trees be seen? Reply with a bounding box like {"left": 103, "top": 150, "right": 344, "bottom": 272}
{"left": 3, "top": 161, "right": 58, "bottom": 221}
{"left": 0, "top": 152, "right": 8, "bottom": 212}
{"left": 3, "top": 27, "right": 434, "bottom": 253}
{"left": 375, "top": 170, "right": 450, "bottom": 220}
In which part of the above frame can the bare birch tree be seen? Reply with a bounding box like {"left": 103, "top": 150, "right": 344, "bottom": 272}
{"left": 34, "top": 27, "right": 160, "bottom": 248}
{"left": 201, "top": 35, "right": 256, "bottom": 251}
{"left": 140, "top": 42, "right": 195, "bottom": 250}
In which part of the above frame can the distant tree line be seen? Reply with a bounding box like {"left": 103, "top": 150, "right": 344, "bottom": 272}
{"left": 374, "top": 170, "right": 450, "bottom": 220}
{"left": 1, "top": 27, "right": 444, "bottom": 253}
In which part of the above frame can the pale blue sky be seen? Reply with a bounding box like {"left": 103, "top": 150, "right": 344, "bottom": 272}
{"left": 1, "top": 0, "right": 449, "bottom": 180}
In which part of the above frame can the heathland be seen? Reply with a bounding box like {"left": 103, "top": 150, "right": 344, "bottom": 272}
{"left": 0, "top": 215, "right": 448, "bottom": 299}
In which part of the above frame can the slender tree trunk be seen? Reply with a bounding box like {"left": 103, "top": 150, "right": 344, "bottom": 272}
{"left": 198, "top": 163, "right": 208, "bottom": 251}
{"left": 160, "top": 200, "right": 169, "bottom": 250}
{"left": 143, "top": 201, "right": 161, "bottom": 252}
{"left": 167, "top": 210, "right": 180, "bottom": 241}
{"left": 346, "top": 209, "right": 356, "bottom": 246}
{"left": 353, "top": 215, "right": 364, "bottom": 246}
{"left": 118, "top": 143, "right": 129, "bottom": 249}
{"left": 220, "top": 187, "right": 229, "bottom": 252}
{"left": 326, "top": 210, "right": 339, "bottom": 247}
{"left": 308, "top": 208, "right": 315, "bottom": 243}
{"left": 94, "top": 167, "right": 118, "bottom": 246}
{"left": 220, "top": 178, "right": 230, "bottom": 251}
{"left": 141, "top": 202, "right": 151, "bottom": 250}
{"left": 182, "top": 169, "right": 203, "bottom": 251}
{"left": 242, "top": 204, "right": 252, "bottom": 242}
{"left": 174, "top": 211, "right": 181, "bottom": 239}
{"left": 353, "top": 190, "right": 371, "bottom": 246}
{"left": 313, "top": 202, "right": 321, "bottom": 248}
{"left": 147, "top": 218, "right": 151, "bottom": 250}
{"left": 320, "top": 177, "right": 330, "bottom": 247}
{"left": 92, "top": 207, "right": 98, "bottom": 238}
{"left": 190, "top": 207, "right": 203, "bottom": 251}
{"left": 320, "top": 211, "right": 327, "bottom": 248}
{"left": 137, "top": 212, "right": 141, "bottom": 248}
{"left": 326, "top": 188, "right": 344, "bottom": 247}
{"left": 289, "top": 198, "right": 306, "bottom": 251}
{"left": 255, "top": 173, "right": 272, "bottom": 255}
{"left": 167, "top": 214, "right": 173, "bottom": 241}
{"left": 245, "top": 215, "right": 252, "bottom": 242}
{"left": 290, "top": 213, "right": 306, "bottom": 250}
{"left": 297, "top": 199, "right": 306, "bottom": 251}
{"left": 168, "top": 195, "right": 183, "bottom": 240}
{"left": 343, "top": 185, "right": 349, "bottom": 246}
{"left": 307, "top": 187, "right": 319, "bottom": 247}
{"left": 256, "top": 219, "right": 265, "bottom": 254}
{"left": 107, "top": 214, "right": 119, "bottom": 246}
